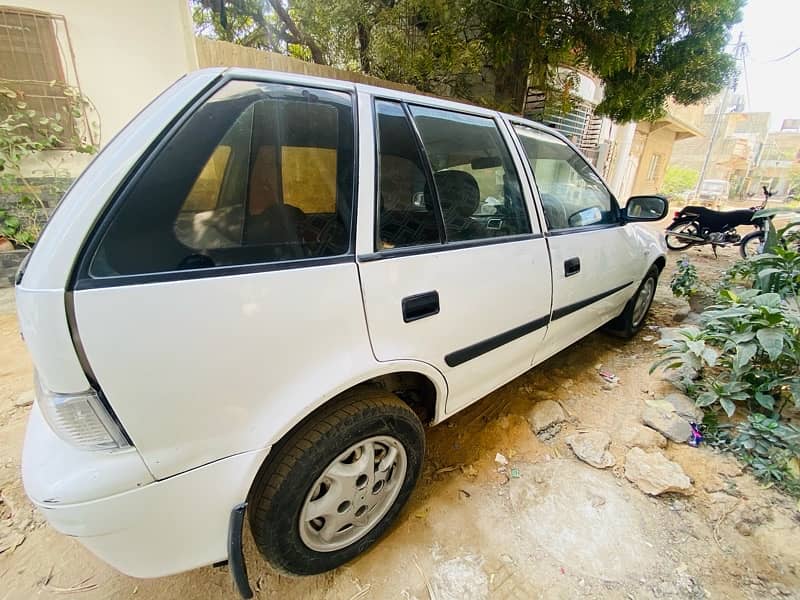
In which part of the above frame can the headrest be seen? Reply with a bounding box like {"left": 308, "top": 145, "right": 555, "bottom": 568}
{"left": 434, "top": 170, "right": 480, "bottom": 218}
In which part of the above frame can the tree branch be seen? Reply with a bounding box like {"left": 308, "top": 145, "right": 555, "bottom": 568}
{"left": 266, "top": 0, "right": 327, "bottom": 64}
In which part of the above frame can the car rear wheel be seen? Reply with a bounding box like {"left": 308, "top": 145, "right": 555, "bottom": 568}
{"left": 248, "top": 388, "right": 425, "bottom": 575}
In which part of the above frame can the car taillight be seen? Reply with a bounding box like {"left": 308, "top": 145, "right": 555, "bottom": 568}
{"left": 674, "top": 211, "right": 681, "bottom": 218}
{"left": 35, "top": 373, "right": 129, "bottom": 451}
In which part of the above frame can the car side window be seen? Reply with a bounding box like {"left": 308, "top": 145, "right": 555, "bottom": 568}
{"left": 513, "top": 124, "right": 617, "bottom": 231}
{"left": 375, "top": 100, "right": 441, "bottom": 250}
{"left": 89, "top": 80, "right": 355, "bottom": 278}
{"left": 409, "top": 106, "right": 531, "bottom": 242}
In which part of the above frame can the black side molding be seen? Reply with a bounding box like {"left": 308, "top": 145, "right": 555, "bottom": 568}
{"left": 228, "top": 503, "right": 253, "bottom": 599}
{"left": 552, "top": 281, "right": 634, "bottom": 321}
{"left": 445, "top": 315, "right": 549, "bottom": 367}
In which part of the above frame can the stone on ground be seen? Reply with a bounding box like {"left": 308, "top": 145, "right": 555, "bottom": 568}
{"left": 624, "top": 447, "right": 692, "bottom": 495}
{"left": 642, "top": 403, "right": 693, "bottom": 443}
{"left": 672, "top": 305, "right": 690, "bottom": 323}
{"left": 566, "top": 431, "right": 615, "bottom": 468}
{"left": 13, "top": 391, "right": 34, "bottom": 408}
{"left": 619, "top": 425, "right": 668, "bottom": 450}
{"left": 662, "top": 392, "right": 703, "bottom": 422}
{"left": 527, "top": 400, "right": 566, "bottom": 434}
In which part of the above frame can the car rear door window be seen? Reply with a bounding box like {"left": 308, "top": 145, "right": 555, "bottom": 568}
{"left": 89, "top": 80, "right": 355, "bottom": 278}
{"left": 408, "top": 106, "right": 531, "bottom": 242}
{"left": 375, "top": 100, "right": 442, "bottom": 250}
{"left": 513, "top": 124, "right": 617, "bottom": 231}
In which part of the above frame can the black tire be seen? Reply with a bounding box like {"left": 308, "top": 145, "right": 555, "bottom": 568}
{"left": 605, "top": 266, "right": 659, "bottom": 339}
{"left": 248, "top": 388, "right": 425, "bottom": 576}
{"left": 665, "top": 219, "right": 700, "bottom": 250}
{"left": 739, "top": 230, "right": 764, "bottom": 258}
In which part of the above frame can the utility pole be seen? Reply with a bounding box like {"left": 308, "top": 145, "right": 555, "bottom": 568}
{"left": 694, "top": 32, "right": 746, "bottom": 199}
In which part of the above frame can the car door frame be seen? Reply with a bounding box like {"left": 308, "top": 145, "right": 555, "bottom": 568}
{"left": 354, "top": 88, "right": 554, "bottom": 420}
{"left": 502, "top": 115, "right": 640, "bottom": 360}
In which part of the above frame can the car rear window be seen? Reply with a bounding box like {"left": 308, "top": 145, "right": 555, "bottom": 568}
{"left": 89, "top": 80, "right": 355, "bottom": 278}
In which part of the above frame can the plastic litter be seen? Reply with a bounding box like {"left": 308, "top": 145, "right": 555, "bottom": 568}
{"left": 510, "top": 468, "right": 521, "bottom": 479}
{"left": 495, "top": 452, "right": 509, "bottom": 466}
{"left": 598, "top": 369, "right": 620, "bottom": 384}
{"left": 689, "top": 422, "right": 704, "bottom": 447}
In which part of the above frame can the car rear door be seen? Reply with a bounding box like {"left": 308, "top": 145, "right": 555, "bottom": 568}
{"left": 69, "top": 76, "right": 374, "bottom": 479}
{"left": 356, "top": 96, "right": 553, "bottom": 416}
{"left": 508, "top": 121, "right": 643, "bottom": 361}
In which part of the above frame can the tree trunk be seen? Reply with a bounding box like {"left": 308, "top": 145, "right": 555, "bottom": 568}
{"left": 267, "top": 0, "right": 327, "bottom": 65}
{"left": 492, "top": 50, "right": 531, "bottom": 114}
{"left": 357, "top": 22, "right": 371, "bottom": 74}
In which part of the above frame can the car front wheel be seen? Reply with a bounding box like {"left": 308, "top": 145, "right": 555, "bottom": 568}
{"left": 248, "top": 388, "right": 425, "bottom": 575}
{"left": 605, "top": 266, "right": 659, "bottom": 338}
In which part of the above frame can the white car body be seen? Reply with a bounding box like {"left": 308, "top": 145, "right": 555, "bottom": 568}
{"left": 17, "top": 68, "right": 667, "bottom": 579}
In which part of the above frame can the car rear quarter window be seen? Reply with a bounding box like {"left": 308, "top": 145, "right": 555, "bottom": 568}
{"left": 89, "top": 80, "right": 355, "bottom": 278}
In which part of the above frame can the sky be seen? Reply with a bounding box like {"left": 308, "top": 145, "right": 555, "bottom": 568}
{"left": 732, "top": 0, "right": 800, "bottom": 131}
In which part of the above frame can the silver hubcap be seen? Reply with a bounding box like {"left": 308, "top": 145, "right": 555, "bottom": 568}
{"left": 299, "top": 435, "right": 407, "bottom": 552}
{"left": 632, "top": 278, "right": 655, "bottom": 326}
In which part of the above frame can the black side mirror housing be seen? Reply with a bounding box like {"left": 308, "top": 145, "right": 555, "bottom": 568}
{"left": 623, "top": 195, "right": 669, "bottom": 222}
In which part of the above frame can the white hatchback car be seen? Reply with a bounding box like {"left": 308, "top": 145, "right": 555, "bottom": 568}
{"left": 17, "top": 68, "right": 667, "bottom": 596}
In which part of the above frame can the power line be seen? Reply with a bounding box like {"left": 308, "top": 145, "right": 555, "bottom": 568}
{"left": 771, "top": 46, "right": 800, "bottom": 62}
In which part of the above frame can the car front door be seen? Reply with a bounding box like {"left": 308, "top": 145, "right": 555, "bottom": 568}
{"left": 509, "top": 122, "right": 644, "bottom": 362}
{"left": 357, "top": 98, "right": 553, "bottom": 416}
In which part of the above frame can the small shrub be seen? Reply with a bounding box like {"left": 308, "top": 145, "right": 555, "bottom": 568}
{"left": 670, "top": 257, "right": 699, "bottom": 299}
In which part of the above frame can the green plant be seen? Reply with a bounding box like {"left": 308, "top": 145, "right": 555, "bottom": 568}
{"left": 652, "top": 290, "right": 800, "bottom": 417}
{"left": 670, "top": 257, "right": 700, "bottom": 299}
{"left": 0, "top": 81, "right": 97, "bottom": 248}
{"left": 729, "top": 413, "right": 800, "bottom": 496}
{"left": 662, "top": 165, "right": 700, "bottom": 197}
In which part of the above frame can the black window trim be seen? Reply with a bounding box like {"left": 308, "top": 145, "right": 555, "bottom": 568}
{"left": 370, "top": 95, "right": 536, "bottom": 257}
{"left": 357, "top": 232, "right": 542, "bottom": 263}
{"left": 506, "top": 118, "right": 625, "bottom": 237}
{"left": 69, "top": 74, "right": 360, "bottom": 291}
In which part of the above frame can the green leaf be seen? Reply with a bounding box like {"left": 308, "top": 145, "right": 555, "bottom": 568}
{"left": 734, "top": 343, "right": 757, "bottom": 370}
{"left": 756, "top": 328, "right": 784, "bottom": 361}
{"left": 701, "top": 346, "right": 719, "bottom": 367}
{"left": 720, "top": 397, "right": 736, "bottom": 417}
{"left": 754, "top": 392, "right": 775, "bottom": 410}
{"left": 696, "top": 391, "right": 718, "bottom": 407}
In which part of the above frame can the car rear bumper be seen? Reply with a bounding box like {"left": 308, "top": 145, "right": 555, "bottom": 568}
{"left": 23, "top": 403, "right": 269, "bottom": 578}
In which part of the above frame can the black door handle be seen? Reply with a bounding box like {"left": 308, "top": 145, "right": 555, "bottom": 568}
{"left": 564, "top": 257, "right": 581, "bottom": 277}
{"left": 402, "top": 291, "right": 440, "bottom": 322}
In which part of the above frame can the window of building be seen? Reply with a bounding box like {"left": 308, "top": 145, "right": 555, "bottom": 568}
{"left": 90, "top": 81, "right": 355, "bottom": 278}
{"left": 514, "top": 124, "right": 616, "bottom": 231}
{"left": 0, "top": 7, "right": 84, "bottom": 144}
{"left": 646, "top": 154, "right": 662, "bottom": 182}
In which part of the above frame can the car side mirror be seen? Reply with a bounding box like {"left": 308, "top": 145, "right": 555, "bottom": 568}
{"left": 623, "top": 195, "right": 669, "bottom": 222}
{"left": 567, "top": 206, "right": 603, "bottom": 228}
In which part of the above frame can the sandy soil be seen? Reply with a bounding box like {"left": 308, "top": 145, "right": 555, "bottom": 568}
{"left": 1, "top": 242, "right": 799, "bottom": 600}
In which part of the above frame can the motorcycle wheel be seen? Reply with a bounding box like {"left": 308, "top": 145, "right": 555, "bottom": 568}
{"left": 739, "top": 231, "right": 765, "bottom": 258}
{"left": 666, "top": 219, "right": 700, "bottom": 250}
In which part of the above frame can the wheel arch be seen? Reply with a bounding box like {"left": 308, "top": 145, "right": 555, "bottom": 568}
{"left": 244, "top": 362, "right": 444, "bottom": 510}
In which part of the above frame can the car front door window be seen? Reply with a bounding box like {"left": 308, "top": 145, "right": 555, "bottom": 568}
{"left": 513, "top": 124, "right": 617, "bottom": 231}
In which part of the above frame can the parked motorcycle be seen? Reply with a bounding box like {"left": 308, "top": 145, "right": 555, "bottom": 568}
{"left": 665, "top": 187, "right": 770, "bottom": 258}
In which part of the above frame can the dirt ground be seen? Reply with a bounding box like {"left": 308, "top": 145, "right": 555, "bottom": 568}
{"left": 2, "top": 241, "right": 800, "bottom": 600}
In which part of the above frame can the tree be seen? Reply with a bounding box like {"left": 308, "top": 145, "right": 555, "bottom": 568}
{"left": 471, "top": 0, "right": 743, "bottom": 119}
{"left": 192, "top": 0, "right": 744, "bottom": 122}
